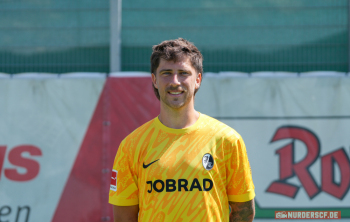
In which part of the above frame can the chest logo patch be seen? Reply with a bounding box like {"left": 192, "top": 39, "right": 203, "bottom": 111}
{"left": 202, "top": 153, "right": 214, "bottom": 170}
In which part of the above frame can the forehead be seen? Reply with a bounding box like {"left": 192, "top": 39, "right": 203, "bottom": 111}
{"left": 156, "top": 57, "right": 195, "bottom": 73}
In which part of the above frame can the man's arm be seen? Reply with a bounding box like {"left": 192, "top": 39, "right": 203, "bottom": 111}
{"left": 112, "top": 205, "right": 139, "bottom": 222}
{"left": 229, "top": 199, "right": 255, "bottom": 222}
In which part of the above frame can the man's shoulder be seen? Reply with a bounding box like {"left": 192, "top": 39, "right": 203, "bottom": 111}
{"left": 200, "top": 114, "right": 242, "bottom": 140}
{"left": 122, "top": 117, "right": 157, "bottom": 144}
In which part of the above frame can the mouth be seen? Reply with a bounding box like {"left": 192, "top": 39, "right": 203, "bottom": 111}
{"left": 168, "top": 89, "right": 185, "bottom": 96}
{"left": 168, "top": 91, "right": 183, "bottom": 95}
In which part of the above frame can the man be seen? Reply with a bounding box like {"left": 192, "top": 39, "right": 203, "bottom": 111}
{"left": 109, "top": 38, "right": 255, "bottom": 222}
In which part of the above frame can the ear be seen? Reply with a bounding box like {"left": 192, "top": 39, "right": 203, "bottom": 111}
{"left": 195, "top": 73, "right": 202, "bottom": 89}
{"left": 151, "top": 73, "right": 158, "bottom": 89}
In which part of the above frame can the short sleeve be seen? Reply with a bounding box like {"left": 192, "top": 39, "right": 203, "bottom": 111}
{"left": 226, "top": 134, "right": 255, "bottom": 202}
{"left": 109, "top": 139, "right": 139, "bottom": 206}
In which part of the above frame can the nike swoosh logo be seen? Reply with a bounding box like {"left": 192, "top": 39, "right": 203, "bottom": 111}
{"left": 143, "top": 159, "right": 159, "bottom": 169}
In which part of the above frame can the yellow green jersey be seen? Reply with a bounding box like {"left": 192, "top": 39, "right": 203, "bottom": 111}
{"left": 109, "top": 113, "right": 255, "bottom": 221}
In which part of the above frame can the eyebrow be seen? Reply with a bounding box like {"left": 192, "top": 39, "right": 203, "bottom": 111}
{"left": 159, "top": 69, "right": 191, "bottom": 73}
{"left": 159, "top": 69, "right": 173, "bottom": 73}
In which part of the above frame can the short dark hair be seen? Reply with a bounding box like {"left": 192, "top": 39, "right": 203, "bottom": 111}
{"left": 150, "top": 38, "right": 203, "bottom": 100}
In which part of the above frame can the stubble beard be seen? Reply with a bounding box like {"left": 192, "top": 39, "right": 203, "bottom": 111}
{"left": 160, "top": 88, "right": 193, "bottom": 110}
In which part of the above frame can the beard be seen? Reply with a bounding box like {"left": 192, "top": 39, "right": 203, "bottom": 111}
{"left": 159, "top": 85, "right": 193, "bottom": 109}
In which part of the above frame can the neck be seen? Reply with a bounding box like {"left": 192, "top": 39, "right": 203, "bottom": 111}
{"left": 158, "top": 101, "right": 199, "bottom": 129}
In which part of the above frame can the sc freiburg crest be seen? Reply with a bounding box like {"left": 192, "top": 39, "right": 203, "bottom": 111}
{"left": 202, "top": 153, "right": 214, "bottom": 170}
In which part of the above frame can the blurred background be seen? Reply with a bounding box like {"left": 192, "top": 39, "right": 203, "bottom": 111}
{"left": 0, "top": 0, "right": 348, "bottom": 74}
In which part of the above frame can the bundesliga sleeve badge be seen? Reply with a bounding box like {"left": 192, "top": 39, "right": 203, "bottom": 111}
{"left": 110, "top": 169, "right": 118, "bottom": 191}
{"left": 202, "top": 153, "right": 214, "bottom": 170}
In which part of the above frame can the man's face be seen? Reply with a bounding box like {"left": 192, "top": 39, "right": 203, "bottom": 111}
{"left": 152, "top": 58, "right": 201, "bottom": 110}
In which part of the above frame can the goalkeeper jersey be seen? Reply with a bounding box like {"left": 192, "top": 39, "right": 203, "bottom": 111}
{"left": 109, "top": 113, "right": 255, "bottom": 222}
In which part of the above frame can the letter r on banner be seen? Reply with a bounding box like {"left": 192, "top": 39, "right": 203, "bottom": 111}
{"left": 266, "top": 126, "right": 320, "bottom": 198}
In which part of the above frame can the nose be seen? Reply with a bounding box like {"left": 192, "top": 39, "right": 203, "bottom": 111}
{"left": 170, "top": 73, "right": 181, "bottom": 85}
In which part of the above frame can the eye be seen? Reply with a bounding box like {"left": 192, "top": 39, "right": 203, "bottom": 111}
{"left": 180, "top": 71, "right": 189, "bottom": 75}
{"left": 162, "top": 71, "right": 171, "bottom": 75}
